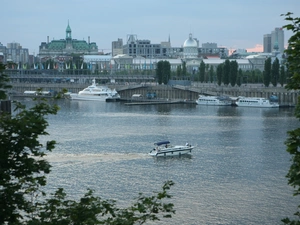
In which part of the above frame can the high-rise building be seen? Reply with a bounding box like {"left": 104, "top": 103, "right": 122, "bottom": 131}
{"left": 263, "top": 28, "right": 284, "bottom": 54}
{"left": 6, "top": 42, "right": 29, "bottom": 64}
{"left": 271, "top": 27, "right": 284, "bottom": 53}
{"left": 263, "top": 34, "right": 272, "bottom": 53}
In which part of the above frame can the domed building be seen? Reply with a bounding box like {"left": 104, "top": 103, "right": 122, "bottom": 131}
{"left": 182, "top": 33, "right": 202, "bottom": 74}
{"left": 183, "top": 33, "right": 198, "bottom": 58}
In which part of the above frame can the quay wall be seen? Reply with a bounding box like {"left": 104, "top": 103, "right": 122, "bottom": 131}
{"left": 9, "top": 82, "right": 299, "bottom": 105}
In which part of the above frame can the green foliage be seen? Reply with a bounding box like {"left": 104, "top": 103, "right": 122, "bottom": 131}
{"left": 237, "top": 69, "right": 243, "bottom": 86}
{"left": 282, "top": 13, "right": 300, "bottom": 90}
{"left": 279, "top": 65, "right": 286, "bottom": 87}
{"left": 229, "top": 60, "right": 238, "bottom": 86}
{"left": 156, "top": 61, "right": 171, "bottom": 84}
{"left": 271, "top": 58, "right": 280, "bottom": 87}
{"left": 0, "top": 62, "right": 12, "bottom": 100}
{"left": 209, "top": 65, "right": 214, "bottom": 83}
{"left": 27, "top": 181, "right": 174, "bottom": 225}
{"left": 263, "top": 57, "right": 272, "bottom": 87}
{"left": 182, "top": 61, "right": 187, "bottom": 76}
{"left": 199, "top": 61, "right": 205, "bottom": 83}
{"left": 176, "top": 65, "right": 182, "bottom": 78}
{"left": 223, "top": 59, "right": 230, "bottom": 85}
{"left": 156, "top": 61, "right": 163, "bottom": 84}
{"left": 216, "top": 64, "right": 223, "bottom": 86}
{"left": 0, "top": 100, "right": 59, "bottom": 224}
{"left": 281, "top": 12, "right": 300, "bottom": 224}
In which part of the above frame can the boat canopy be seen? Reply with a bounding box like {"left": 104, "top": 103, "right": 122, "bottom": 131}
{"left": 155, "top": 141, "right": 170, "bottom": 146}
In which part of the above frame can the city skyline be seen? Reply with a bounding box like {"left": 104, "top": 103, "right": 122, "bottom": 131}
{"left": 1, "top": 0, "right": 300, "bottom": 55}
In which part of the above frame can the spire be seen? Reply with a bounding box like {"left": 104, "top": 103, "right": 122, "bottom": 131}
{"left": 66, "top": 20, "right": 72, "bottom": 39}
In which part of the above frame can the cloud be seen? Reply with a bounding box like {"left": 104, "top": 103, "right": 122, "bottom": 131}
{"left": 246, "top": 44, "right": 263, "bottom": 53}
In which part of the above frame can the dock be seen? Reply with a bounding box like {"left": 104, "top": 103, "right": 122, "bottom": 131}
{"left": 123, "top": 99, "right": 196, "bottom": 105}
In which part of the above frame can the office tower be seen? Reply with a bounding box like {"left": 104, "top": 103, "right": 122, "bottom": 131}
{"left": 271, "top": 27, "right": 284, "bottom": 53}
{"left": 263, "top": 34, "right": 272, "bottom": 53}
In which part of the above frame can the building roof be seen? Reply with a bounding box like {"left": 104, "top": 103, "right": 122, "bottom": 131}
{"left": 84, "top": 55, "right": 111, "bottom": 62}
{"left": 183, "top": 33, "right": 197, "bottom": 48}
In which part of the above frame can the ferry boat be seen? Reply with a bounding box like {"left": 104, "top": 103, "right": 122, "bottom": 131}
{"left": 69, "top": 79, "right": 120, "bottom": 101}
{"left": 196, "top": 95, "right": 232, "bottom": 106}
{"left": 235, "top": 96, "right": 279, "bottom": 108}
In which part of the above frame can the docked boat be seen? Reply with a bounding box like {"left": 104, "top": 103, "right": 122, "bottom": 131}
{"left": 69, "top": 79, "right": 120, "bottom": 101}
{"left": 235, "top": 96, "right": 279, "bottom": 108}
{"left": 196, "top": 95, "right": 232, "bottom": 106}
{"left": 149, "top": 141, "right": 194, "bottom": 157}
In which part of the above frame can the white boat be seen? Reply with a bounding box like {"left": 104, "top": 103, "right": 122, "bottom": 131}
{"left": 196, "top": 95, "right": 232, "bottom": 106}
{"left": 149, "top": 141, "right": 194, "bottom": 157}
{"left": 69, "top": 79, "right": 120, "bottom": 101}
{"left": 235, "top": 96, "right": 279, "bottom": 108}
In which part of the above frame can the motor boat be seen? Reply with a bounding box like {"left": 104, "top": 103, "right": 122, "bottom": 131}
{"left": 196, "top": 95, "right": 232, "bottom": 106}
{"left": 235, "top": 96, "right": 279, "bottom": 108}
{"left": 69, "top": 79, "right": 120, "bottom": 101}
{"left": 149, "top": 141, "right": 194, "bottom": 157}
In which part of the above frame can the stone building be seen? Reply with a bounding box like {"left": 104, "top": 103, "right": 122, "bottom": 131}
{"left": 38, "top": 22, "right": 98, "bottom": 59}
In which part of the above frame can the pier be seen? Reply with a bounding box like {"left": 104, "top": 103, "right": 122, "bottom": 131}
{"left": 8, "top": 82, "right": 298, "bottom": 106}
{"left": 5, "top": 72, "right": 298, "bottom": 105}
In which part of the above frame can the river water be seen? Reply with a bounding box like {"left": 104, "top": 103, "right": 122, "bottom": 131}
{"left": 20, "top": 99, "right": 300, "bottom": 224}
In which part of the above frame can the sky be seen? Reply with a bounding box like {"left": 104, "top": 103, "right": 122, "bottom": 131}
{"left": 1, "top": 0, "right": 300, "bottom": 55}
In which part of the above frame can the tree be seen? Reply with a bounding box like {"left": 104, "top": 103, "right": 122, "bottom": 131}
{"left": 281, "top": 12, "right": 300, "bottom": 224}
{"left": 279, "top": 65, "right": 286, "bottom": 87}
{"left": 263, "top": 57, "right": 272, "bottom": 87}
{"left": 271, "top": 57, "right": 280, "bottom": 87}
{"left": 176, "top": 65, "right": 182, "bottom": 78}
{"left": 229, "top": 60, "right": 238, "bottom": 87}
{"left": 162, "top": 60, "right": 171, "bottom": 84}
{"left": 237, "top": 68, "right": 243, "bottom": 87}
{"left": 0, "top": 65, "right": 175, "bottom": 224}
{"left": 199, "top": 61, "right": 205, "bottom": 83}
{"left": 223, "top": 59, "right": 230, "bottom": 85}
{"left": 182, "top": 61, "right": 187, "bottom": 77}
{"left": 205, "top": 63, "right": 210, "bottom": 83}
{"left": 216, "top": 63, "right": 223, "bottom": 86}
{"left": 156, "top": 61, "right": 163, "bottom": 84}
{"left": 0, "top": 63, "right": 12, "bottom": 100}
{"left": 0, "top": 95, "right": 59, "bottom": 224}
{"left": 209, "top": 65, "right": 214, "bottom": 83}
{"left": 156, "top": 60, "right": 171, "bottom": 85}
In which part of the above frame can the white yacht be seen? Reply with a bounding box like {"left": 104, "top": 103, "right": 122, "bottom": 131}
{"left": 235, "top": 97, "right": 279, "bottom": 108}
{"left": 196, "top": 95, "right": 232, "bottom": 106}
{"left": 149, "top": 141, "right": 194, "bottom": 157}
{"left": 69, "top": 79, "right": 120, "bottom": 101}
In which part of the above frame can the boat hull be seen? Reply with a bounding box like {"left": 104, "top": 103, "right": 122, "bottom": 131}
{"left": 149, "top": 146, "right": 193, "bottom": 157}
{"left": 196, "top": 95, "right": 232, "bottom": 106}
{"left": 70, "top": 93, "right": 120, "bottom": 101}
{"left": 235, "top": 104, "right": 279, "bottom": 108}
{"left": 235, "top": 97, "right": 279, "bottom": 108}
{"left": 196, "top": 101, "right": 231, "bottom": 106}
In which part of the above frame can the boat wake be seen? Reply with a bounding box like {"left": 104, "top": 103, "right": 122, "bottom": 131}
{"left": 45, "top": 152, "right": 149, "bottom": 163}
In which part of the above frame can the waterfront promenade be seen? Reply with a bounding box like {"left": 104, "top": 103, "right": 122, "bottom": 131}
{"left": 8, "top": 81, "right": 298, "bottom": 105}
